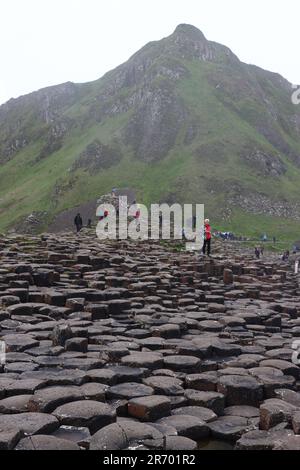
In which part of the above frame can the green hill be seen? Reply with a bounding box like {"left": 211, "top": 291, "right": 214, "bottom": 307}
{"left": 1, "top": 24, "right": 300, "bottom": 241}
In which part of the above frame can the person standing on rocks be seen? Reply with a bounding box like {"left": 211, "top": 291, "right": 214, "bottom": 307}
{"left": 282, "top": 250, "right": 290, "bottom": 261}
{"left": 131, "top": 201, "right": 140, "bottom": 226}
{"left": 260, "top": 246, "right": 264, "bottom": 256}
{"left": 74, "top": 213, "right": 83, "bottom": 233}
{"left": 255, "top": 247, "right": 260, "bottom": 259}
{"left": 202, "top": 219, "right": 212, "bottom": 256}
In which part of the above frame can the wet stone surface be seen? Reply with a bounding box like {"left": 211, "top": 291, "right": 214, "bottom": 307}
{"left": 0, "top": 233, "right": 300, "bottom": 450}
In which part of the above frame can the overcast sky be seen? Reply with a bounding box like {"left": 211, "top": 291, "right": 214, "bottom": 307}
{"left": 0, "top": 0, "right": 299, "bottom": 105}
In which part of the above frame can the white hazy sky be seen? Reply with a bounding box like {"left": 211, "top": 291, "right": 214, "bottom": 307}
{"left": 0, "top": 0, "right": 299, "bottom": 105}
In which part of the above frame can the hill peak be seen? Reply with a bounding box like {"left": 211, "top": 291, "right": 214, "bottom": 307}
{"left": 173, "top": 24, "right": 207, "bottom": 41}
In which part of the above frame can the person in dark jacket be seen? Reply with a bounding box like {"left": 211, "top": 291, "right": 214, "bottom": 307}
{"left": 260, "top": 246, "right": 264, "bottom": 256}
{"left": 282, "top": 250, "right": 290, "bottom": 261}
{"left": 74, "top": 213, "right": 83, "bottom": 233}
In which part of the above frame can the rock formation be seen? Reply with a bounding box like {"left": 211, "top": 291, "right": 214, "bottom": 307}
{"left": 0, "top": 231, "right": 300, "bottom": 450}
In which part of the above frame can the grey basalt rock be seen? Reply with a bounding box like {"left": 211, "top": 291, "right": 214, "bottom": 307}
{"left": 143, "top": 375, "right": 184, "bottom": 396}
{"left": 51, "top": 324, "right": 72, "bottom": 347}
{"left": 164, "top": 436, "right": 197, "bottom": 450}
{"left": 259, "top": 398, "right": 299, "bottom": 430}
{"left": 171, "top": 405, "right": 217, "bottom": 422}
{"left": 235, "top": 429, "right": 294, "bottom": 450}
{"left": 52, "top": 425, "right": 91, "bottom": 449}
{"left": 217, "top": 375, "right": 264, "bottom": 407}
{"left": 53, "top": 400, "right": 116, "bottom": 433}
{"left": 0, "top": 429, "right": 23, "bottom": 450}
{"left": 156, "top": 414, "right": 210, "bottom": 440}
{"left": 27, "top": 386, "right": 84, "bottom": 413}
{"left": 0, "top": 412, "right": 59, "bottom": 435}
{"left": 208, "top": 415, "right": 253, "bottom": 442}
{"left": 128, "top": 395, "right": 171, "bottom": 421}
{"left": 121, "top": 352, "right": 164, "bottom": 369}
{"left": 15, "top": 435, "right": 80, "bottom": 450}
{"left": 0, "top": 394, "right": 34, "bottom": 414}
{"left": 184, "top": 390, "right": 225, "bottom": 415}
{"left": 107, "top": 382, "right": 154, "bottom": 400}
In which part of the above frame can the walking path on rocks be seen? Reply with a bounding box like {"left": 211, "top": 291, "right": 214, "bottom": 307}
{"left": 0, "top": 232, "right": 300, "bottom": 450}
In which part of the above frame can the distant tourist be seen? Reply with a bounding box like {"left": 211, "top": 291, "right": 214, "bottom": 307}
{"left": 87, "top": 219, "right": 92, "bottom": 228}
{"left": 74, "top": 213, "right": 83, "bottom": 233}
{"left": 282, "top": 250, "right": 290, "bottom": 261}
{"left": 255, "top": 247, "right": 260, "bottom": 259}
{"left": 131, "top": 201, "right": 140, "bottom": 223}
{"left": 202, "top": 219, "right": 212, "bottom": 256}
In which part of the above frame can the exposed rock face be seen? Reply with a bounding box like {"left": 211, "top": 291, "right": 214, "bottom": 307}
{"left": 0, "top": 82, "right": 78, "bottom": 163}
{"left": 72, "top": 140, "right": 123, "bottom": 172}
{"left": 167, "top": 24, "right": 238, "bottom": 63}
{"left": 13, "top": 212, "right": 49, "bottom": 234}
{"left": 37, "top": 118, "right": 74, "bottom": 161}
{"left": 124, "top": 82, "right": 186, "bottom": 162}
{"left": 0, "top": 135, "right": 28, "bottom": 163}
{"left": 228, "top": 192, "right": 300, "bottom": 220}
{"left": 0, "top": 232, "right": 300, "bottom": 450}
{"left": 243, "top": 150, "right": 287, "bottom": 177}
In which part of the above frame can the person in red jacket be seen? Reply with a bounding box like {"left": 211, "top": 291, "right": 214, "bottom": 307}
{"left": 202, "top": 218, "right": 212, "bottom": 256}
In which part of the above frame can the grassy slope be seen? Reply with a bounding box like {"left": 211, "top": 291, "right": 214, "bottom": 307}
{"left": 1, "top": 58, "right": 300, "bottom": 245}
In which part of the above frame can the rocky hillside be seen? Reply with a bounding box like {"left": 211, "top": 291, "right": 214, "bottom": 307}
{"left": 1, "top": 24, "right": 300, "bottom": 238}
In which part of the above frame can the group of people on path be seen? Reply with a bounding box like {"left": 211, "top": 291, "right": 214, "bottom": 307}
{"left": 74, "top": 199, "right": 141, "bottom": 234}
{"left": 74, "top": 210, "right": 292, "bottom": 264}
{"left": 75, "top": 208, "right": 293, "bottom": 263}
{"left": 255, "top": 247, "right": 292, "bottom": 262}
{"left": 203, "top": 221, "right": 297, "bottom": 262}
